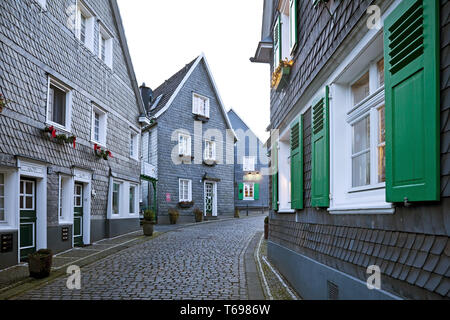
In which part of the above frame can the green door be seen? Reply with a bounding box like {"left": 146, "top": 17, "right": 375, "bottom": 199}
{"left": 74, "top": 183, "right": 83, "bottom": 246}
{"left": 20, "top": 179, "right": 36, "bottom": 261}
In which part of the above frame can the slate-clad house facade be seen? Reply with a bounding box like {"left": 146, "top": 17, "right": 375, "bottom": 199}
{"left": 227, "top": 109, "right": 270, "bottom": 213}
{"left": 141, "top": 54, "right": 236, "bottom": 223}
{"left": 0, "top": 0, "right": 147, "bottom": 269}
{"left": 252, "top": 0, "right": 449, "bottom": 299}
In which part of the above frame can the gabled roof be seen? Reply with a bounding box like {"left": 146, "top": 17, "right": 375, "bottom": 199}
{"left": 227, "top": 108, "right": 264, "bottom": 146}
{"left": 148, "top": 57, "right": 197, "bottom": 117}
{"left": 110, "top": 0, "right": 146, "bottom": 115}
{"left": 149, "top": 53, "right": 237, "bottom": 140}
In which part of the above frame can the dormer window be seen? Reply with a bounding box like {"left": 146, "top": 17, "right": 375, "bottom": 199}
{"left": 192, "top": 93, "right": 210, "bottom": 118}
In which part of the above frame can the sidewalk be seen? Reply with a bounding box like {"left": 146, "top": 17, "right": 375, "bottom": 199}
{"left": 0, "top": 215, "right": 263, "bottom": 300}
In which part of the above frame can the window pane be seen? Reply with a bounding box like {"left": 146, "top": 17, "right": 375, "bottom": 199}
{"left": 351, "top": 71, "right": 370, "bottom": 105}
{"left": 113, "top": 183, "right": 120, "bottom": 214}
{"left": 25, "top": 196, "right": 33, "bottom": 209}
{"left": 80, "top": 14, "right": 86, "bottom": 43}
{"left": 0, "top": 173, "right": 4, "bottom": 184}
{"left": 26, "top": 182, "right": 33, "bottom": 195}
{"left": 377, "top": 58, "right": 384, "bottom": 88}
{"left": 352, "top": 117, "right": 370, "bottom": 154}
{"left": 378, "top": 106, "right": 385, "bottom": 143}
{"left": 378, "top": 145, "right": 386, "bottom": 183}
{"left": 129, "top": 187, "right": 135, "bottom": 213}
{"left": 51, "top": 85, "right": 66, "bottom": 126}
{"left": 352, "top": 152, "right": 370, "bottom": 187}
{"left": 94, "top": 113, "right": 100, "bottom": 141}
{"left": 0, "top": 185, "right": 3, "bottom": 197}
{"left": 20, "top": 196, "right": 24, "bottom": 209}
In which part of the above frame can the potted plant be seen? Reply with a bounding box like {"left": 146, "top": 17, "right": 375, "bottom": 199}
{"left": 28, "top": 249, "right": 53, "bottom": 279}
{"left": 264, "top": 216, "right": 269, "bottom": 239}
{"left": 194, "top": 208, "right": 203, "bottom": 223}
{"left": 142, "top": 209, "right": 156, "bottom": 236}
{"left": 234, "top": 208, "right": 240, "bottom": 218}
{"left": 271, "top": 59, "right": 294, "bottom": 91}
{"left": 168, "top": 208, "right": 179, "bottom": 224}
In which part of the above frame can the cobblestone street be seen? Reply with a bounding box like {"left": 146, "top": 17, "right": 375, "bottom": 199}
{"left": 17, "top": 217, "right": 265, "bottom": 300}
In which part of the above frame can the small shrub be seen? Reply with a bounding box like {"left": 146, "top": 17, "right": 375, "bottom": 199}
{"left": 194, "top": 208, "right": 203, "bottom": 222}
{"left": 264, "top": 216, "right": 269, "bottom": 224}
{"left": 143, "top": 209, "right": 156, "bottom": 223}
{"left": 168, "top": 208, "right": 179, "bottom": 224}
{"left": 234, "top": 208, "right": 240, "bottom": 218}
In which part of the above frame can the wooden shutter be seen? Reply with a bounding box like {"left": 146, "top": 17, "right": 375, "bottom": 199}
{"left": 271, "top": 141, "right": 279, "bottom": 211}
{"left": 289, "top": 0, "right": 298, "bottom": 53}
{"left": 254, "top": 184, "right": 260, "bottom": 200}
{"left": 273, "top": 16, "right": 281, "bottom": 69}
{"left": 290, "top": 116, "right": 303, "bottom": 209}
{"left": 384, "top": 0, "right": 440, "bottom": 202}
{"left": 311, "top": 86, "right": 330, "bottom": 207}
{"left": 238, "top": 183, "right": 244, "bottom": 200}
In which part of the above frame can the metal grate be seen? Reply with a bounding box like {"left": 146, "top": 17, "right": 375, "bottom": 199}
{"left": 327, "top": 281, "right": 339, "bottom": 300}
{"left": 291, "top": 122, "right": 300, "bottom": 150}
{"left": 388, "top": 0, "right": 423, "bottom": 75}
{"left": 312, "top": 98, "right": 325, "bottom": 135}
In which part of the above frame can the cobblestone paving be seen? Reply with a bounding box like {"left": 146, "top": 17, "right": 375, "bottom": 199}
{"left": 18, "top": 216, "right": 264, "bottom": 300}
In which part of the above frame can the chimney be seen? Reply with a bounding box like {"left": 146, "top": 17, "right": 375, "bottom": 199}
{"left": 139, "top": 83, "right": 153, "bottom": 112}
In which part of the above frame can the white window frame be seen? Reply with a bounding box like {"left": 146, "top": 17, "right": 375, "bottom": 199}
{"left": 179, "top": 179, "right": 192, "bottom": 202}
{"left": 129, "top": 184, "right": 137, "bottom": 215}
{"left": 204, "top": 140, "right": 216, "bottom": 161}
{"left": 20, "top": 180, "right": 35, "bottom": 211}
{"left": 130, "top": 130, "right": 139, "bottom": 160}
{"left": 243, "top": 156, "right": 256, "bottom": 172}
{"left": 178, "top": 133, "right": 191, "bottom": 157}
{"left": 91, "top": 105, "right": 107, "bottom": 146}
{"left": 46, "top": 77, "right": 73, "bottom": 133}
{"left": 76, "top": 1, "right": 95, "bottom": 51}
{"left": 192, "top": 93, "right": 210, "bottom": 118}
{"left": 243, "top": 183, "right": 255, "bottom": 201}
{"left": 112, "top": 181, "right": 121, "bottom": 215}
{"left": 98, "top": 23, "right": 113, "bottom": 68}
{"left": 347, "top": 58, "right": 385, "bottom": 193}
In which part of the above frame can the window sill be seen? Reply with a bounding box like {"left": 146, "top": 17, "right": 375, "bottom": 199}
{"left": 348, "top": 183, "right": 385, "bottom": 193}
{"left": 276, "top": 209, "right": 295, "bottom": 214}
{"left": 46, "top": 121, "right": 71, "bottom": 134}
{"left": 328, "top": 207, "right": 395, "bottom": 215}
{"left": 91, "top": 140, "right": 106, "bottom": 148}
{"left": 58, "top": 220, "right": 73, "bottom": 225}
{"left": 0, "top": 224, "right": 17, "bottom": 232}
{"left": 243, "top": 198, "right": 255, "bottom": 201}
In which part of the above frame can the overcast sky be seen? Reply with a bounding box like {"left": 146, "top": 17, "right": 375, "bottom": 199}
{"left": 117, "top": 0, "right": 271, "bottom": 142}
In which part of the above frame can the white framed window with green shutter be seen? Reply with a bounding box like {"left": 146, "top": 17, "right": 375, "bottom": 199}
{"left": 289, "top": 0, "right": 298, "bottom": 53}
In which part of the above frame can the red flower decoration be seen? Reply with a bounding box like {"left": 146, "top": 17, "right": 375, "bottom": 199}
{"left": 107, "top": 151, "right": 113, "bottom": 158}
{"left": 48, "top": 126, "right": 56, "bottom": 138}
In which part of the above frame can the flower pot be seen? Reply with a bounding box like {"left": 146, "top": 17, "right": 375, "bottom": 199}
{"left": 142, "top": 221, "right": 154, "bottom": 236}
{"left": 178, "top": 201, "right": 194, "bottom": 209}
{"left": 264, "top": 223, "right": 269, "bottom": 240}
{"left": 28, "top": 249, "right": 53, "bottom": 279}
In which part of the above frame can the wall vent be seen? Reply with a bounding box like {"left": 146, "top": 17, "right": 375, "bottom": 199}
{"left": 327, "top": 281, "right": 339, "bottom": 300}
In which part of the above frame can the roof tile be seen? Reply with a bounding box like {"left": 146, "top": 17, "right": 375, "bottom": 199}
{"left": 413, "top": 251, "right": 428, "bottom": 269}
{"left": 415, "top": 270, "right": 431, "bottom": 288}
{"left": 420, "top": 235, "right": 436, "bottom": 252}
{"left": 424, "top": 273, "right": 443, "bottom": 292}
{"left": 412, "top": 234, "right": 425, "bottom": 250}
{"left": 430, "top": 236, "right": 448, "bottom": 255}
{"left": 423, "top": 254, "right": 440, "bottom": 272}
{"left": 434, "top": 256, "right": 450, "bottom": 276}
{"left": 406, "top": 267, "right": 420, "bottom": 285}
{"left": 435, "top": 278, "right": 450, "bottom": 297}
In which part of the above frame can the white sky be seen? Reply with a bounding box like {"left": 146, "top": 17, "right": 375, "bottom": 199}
{"left": 117, "top": 0, "right": 271, "bottom": 142}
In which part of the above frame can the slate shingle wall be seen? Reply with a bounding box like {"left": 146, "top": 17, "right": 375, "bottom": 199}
{"left": 0, "top": 0, "right": 141, "bottom": 248}
{"left": 156, "top": 60, "right": 234, "bottom": 219}
{"left": 268, "top": 0, "right": 450, "bottom": 299}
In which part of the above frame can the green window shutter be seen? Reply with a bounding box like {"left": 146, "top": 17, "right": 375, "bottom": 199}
{"left": 238, "top": 183, "right": 243, "bottom": 200}
{"left": 311, "top": 86, "right": 330, "bottom": 207}
{"left": 384, "top": 0, "right": 440, "bottom": 202}
{"left": 273, "top": 16, "right": 282, "bottom": 69}
{"left": 272, "top": 141, "right": 279, "bottom": 211}
{"left": 254, "top": 184, "right": 260, "bottom": 200}
{"left": 289, "top": 0, "right": 298, "bottom": 53}
{"left": 290, "top": 116, "right": 303, "bottom": 209}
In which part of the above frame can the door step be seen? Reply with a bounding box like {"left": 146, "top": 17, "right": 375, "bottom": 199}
{"left": 204, "top": 216, "right": 218, "bottom": 221}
